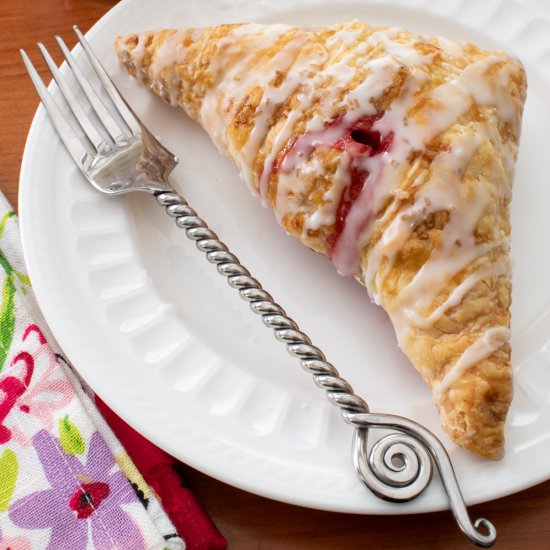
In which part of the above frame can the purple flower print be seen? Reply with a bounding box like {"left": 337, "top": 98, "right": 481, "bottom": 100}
{"left": 9, "top": 430, "right": 145, "bottom": 550}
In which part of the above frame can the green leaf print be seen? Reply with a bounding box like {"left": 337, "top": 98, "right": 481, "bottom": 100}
{"left": 0, "top": 211, "right": 14, "bottom": 240}
{"left": 59, "top": 415, "right": 86, "bottom": 455}
{"left": 0, "top": 274, "right": 16, "bottom": 373}
{"left": 0, "top": 448, "right": 18, "bottom": 512}
{"left": 15, "top": 271, "right": 31, "bottom": 287}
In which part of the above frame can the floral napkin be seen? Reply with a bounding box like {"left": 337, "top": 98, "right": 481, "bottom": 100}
{"left": 0, "top": 192, "right": 227, "bottom": 550}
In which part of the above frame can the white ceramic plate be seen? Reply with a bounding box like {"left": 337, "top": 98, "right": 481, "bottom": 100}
{"left": 19, "top": 0, "right": 550, "bottom": 514}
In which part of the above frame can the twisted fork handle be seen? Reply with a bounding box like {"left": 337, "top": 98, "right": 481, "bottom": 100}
{"left": 156, "top": 190, "right": 496, "bottom": 548}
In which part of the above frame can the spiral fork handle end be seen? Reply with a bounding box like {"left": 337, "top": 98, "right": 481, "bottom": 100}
{"left": 347, "top": 413, "right": 496, "bottom": 548}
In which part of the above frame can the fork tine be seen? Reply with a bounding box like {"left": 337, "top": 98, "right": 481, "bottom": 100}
{"left": 73, "top": 26, "right": 140, "bottom": 136}
{"left": 21, "top": 49, "right": 90, "bottom": 165}
{"left": 55, "top": 35, "right": 129, "bottom": 142}
{"left": 37, "top": 42, "right": 105, "bottom": 151}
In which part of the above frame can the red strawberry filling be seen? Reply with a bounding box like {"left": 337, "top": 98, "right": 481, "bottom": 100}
{"left": 271, "top": 113, "right": 393, "bottom": 258}
{"left": 327, "top": 115, "right": 393, "bottom": 254}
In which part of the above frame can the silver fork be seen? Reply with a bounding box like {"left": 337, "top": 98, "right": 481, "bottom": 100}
{"left": 22, "top": 26, "right": 496, "bottom": 547}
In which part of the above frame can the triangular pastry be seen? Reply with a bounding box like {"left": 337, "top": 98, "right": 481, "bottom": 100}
{"left": 115, "top": 21, "right": 527, "bottom": 459}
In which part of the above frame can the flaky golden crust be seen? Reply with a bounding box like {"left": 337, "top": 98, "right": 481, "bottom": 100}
{"left": 371, "top": 129, "right": 518, "bottom": 459}
{"left": 116, "top": 21, "right": 527, "bottom": 459}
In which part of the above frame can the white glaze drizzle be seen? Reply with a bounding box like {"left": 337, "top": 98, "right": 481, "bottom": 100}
{"left": 368, "top": 112, "right": 512, "bottom": 345}
{"left": 432, "top": 327, "right": 510, "bottom": 401}
{"left": 279, "top": 55, "right": 403, "bottom": 234}
{"left": 201, "top": 24, "right": 294, "bottom": 166}
{"left": 262, "top": 28, "right": 380, "bottom": 202}
{"left": 149, "top": 30, "right": 187, "bottom": 103}
{"left": 230, "top": 34, "right": 313, "bottom": 188}
{"left": 367, "top": 28, "right": 435, "bottom": 67}
{"left": 264, "top": 25, "right": 416, "bottom": 221}
{"left": 366, "top": 125, "right": 486, "bottom": 304}
{"left": 434, "top": 36, "right": 464, "bottom": 59}
{"left": 264, "top": 89, "right": 317, "bottom": 212}
{"left": 334, "top": 54, "right": 520, "bottom": 278}
{"left": 125, "top": 32, "right": 148, "bottom": 82}
{"left": 326, "top": 28, "right": 361, "bottom": 47}
{"left": 242, "top": 57, "right": 320, "bottom": 168}
{"left": 369, "top": 124, "right": 511, "bottom": 348}
{"left": 346, "top": 56, "right": 402, "bottom": 109}
{"left": 305, "top": 154, "right": 350, "bottom": 230}
{"left": 403, "top": 259, "right": 510, "bottom": 329}
{"left": 362, "top": 117, "right": 512, "bottom": 412}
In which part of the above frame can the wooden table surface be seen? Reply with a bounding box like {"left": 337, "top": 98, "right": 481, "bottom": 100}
{"left": 2, "top": 1, "right": 549, "bottom": 548}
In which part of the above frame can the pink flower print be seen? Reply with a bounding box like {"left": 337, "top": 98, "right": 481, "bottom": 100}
{"left": 6, "top": 324, "right": 73, "bottom": 445}
{"left": 0, "top": 533, "right": 31, "bottom": 550}
{"left": 9, "top": 430, "right": 145, "bottom": 550}
{"left": 23, "top": 324, "right": 46, "bottom": 345}
{"left": 0, "top": 537, "right": 31, "bottom": 550}
{"left": 0, "top": 351, "right": 33, "bottom": 443}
